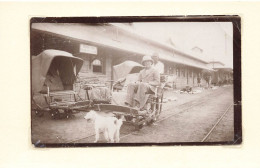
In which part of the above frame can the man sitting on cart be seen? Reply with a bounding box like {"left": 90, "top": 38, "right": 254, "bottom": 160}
{"left": 125, "top": 55, "right": 160, "bottom": 110}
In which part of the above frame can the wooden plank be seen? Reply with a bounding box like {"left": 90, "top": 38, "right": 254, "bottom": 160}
{"left": 49, "top": 90, "right": 76, "bottom": 96}
{"left": 94, "top": 104, "right": 139, "bottom": 115}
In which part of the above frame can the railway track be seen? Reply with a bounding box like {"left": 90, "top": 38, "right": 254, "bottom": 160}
{"left": 66, "top": 99, "right": 208, "bottom": 143}
{"left": 66, "top": 87, "right": 232, "bottom": 143}
{"left": 120, "top": 102, "right": 233, "bottom": 142}
{"left": 200, "top": 103, "right": 232, "bottom": 142}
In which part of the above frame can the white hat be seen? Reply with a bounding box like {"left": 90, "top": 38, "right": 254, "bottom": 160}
{"left": 152, "top": 52, "right": 159, "bottom": 58}
{"left": 141, "top": 55, "right": 154, "bottom": 65}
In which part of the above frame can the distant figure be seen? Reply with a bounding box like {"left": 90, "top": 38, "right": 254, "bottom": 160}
{"left": 204, "top": 75, "right": 211, "bottom": 88}
{"left": 152, "top": 52, "right": 165, "bottom": 74}
{"left": 197, "top": 74, "right": 201, "bottom": 87}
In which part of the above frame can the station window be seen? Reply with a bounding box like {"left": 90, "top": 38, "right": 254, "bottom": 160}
{"left": 176, "top": 68, "right": 180, "bottom": 77}
{"left": 92, "top": 59, "right": 102, "bottom": 73}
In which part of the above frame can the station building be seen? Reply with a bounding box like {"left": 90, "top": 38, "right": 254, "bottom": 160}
{"left": 207, "top": 61, "right": 233, "bottom": 85}
{"left": 31, "top": 23, "right": 214, "bottom": 89}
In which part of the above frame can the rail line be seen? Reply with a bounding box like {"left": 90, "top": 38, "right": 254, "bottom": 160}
{"left": 201, "top": 103, "right": 232, "bottom": 142}
{"left": 119, "top": 99, "right": 209, "bottom": 140}
{"left": 66, "top": 99, "right": 209, "bottom": 143}
{"left": 120, "top": 88, "right": 231, "bottom": 141}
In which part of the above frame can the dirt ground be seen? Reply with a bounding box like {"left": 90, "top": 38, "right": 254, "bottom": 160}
{"left": 31, "top": 85, "right": 234, "bottom": 144}
{"left": 119, "top": 86, "right": 234, "bottom": 143}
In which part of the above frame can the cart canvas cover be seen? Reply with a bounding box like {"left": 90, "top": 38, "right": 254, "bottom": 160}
{"left": 113, "top": 60, "right": 144, "bottom": 81}
{"left": 112, "top": 61, "right": 144, "bottom": 106}
{"left": 32, "top": 50, "right": 83, "bottom": 95}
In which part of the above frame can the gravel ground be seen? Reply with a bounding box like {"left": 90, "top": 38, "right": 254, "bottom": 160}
{"left": 31, "top": 85, "right": 234, "bottom": 144}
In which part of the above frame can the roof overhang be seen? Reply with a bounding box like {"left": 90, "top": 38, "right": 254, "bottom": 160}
{"left": 32, "top": 23, "right": 210, "bottom": 71}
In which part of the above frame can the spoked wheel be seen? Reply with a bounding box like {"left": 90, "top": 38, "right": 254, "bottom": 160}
{"left": 134, "top": 116, "right": 145, "bottom": 131}
{"left": 147, "top": 114, "right": 157, "bottom": 125}
{"left": 65, "top": 110, "right": 75, "bottom": 119}
{"left": 34, "top": 110, "right": 44, "bottom": 117}
{"left": 50, "top": 109, "right": 60, "bottom": 119}
{"left": 146, "top": 99, "right": 157, "bottom": 125}
{"left": 135, "top": 124, "right": 144, "bottom": 130}
{"left": 148, "top": 106, "right": 162, "bottom": 125}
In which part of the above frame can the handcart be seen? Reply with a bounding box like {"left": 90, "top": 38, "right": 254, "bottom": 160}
{"left": 31, "top": 49, "right": 90, "bottom": 119}
{"left": 93, "top": 61, "right": 166, "bottom": 130}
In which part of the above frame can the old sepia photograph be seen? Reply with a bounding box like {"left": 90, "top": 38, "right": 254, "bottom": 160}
{"left": 30, "top": 16, "right": 241, "bottom": 146}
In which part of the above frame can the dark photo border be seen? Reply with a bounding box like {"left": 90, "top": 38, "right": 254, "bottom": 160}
{"left": 30, "top": 16, "right": 241, "bottom": 148}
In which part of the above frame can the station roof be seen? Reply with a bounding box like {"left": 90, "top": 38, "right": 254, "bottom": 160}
{"left": 32, "top": 23, "right": 212, "bottom": 71}
{"left": 110, "top": 23, "right": 209, "bottom": 64}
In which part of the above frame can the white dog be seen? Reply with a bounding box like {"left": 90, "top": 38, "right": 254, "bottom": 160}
{"left": 84, "top": 110, "right": 125, "bottom": 143}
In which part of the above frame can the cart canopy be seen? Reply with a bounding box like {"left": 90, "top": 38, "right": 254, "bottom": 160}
{"left": 32, "top": 49, "right": 83, "bottom": 94}
{"left": 113, "top": 60, "right": 144, "bottom": 81}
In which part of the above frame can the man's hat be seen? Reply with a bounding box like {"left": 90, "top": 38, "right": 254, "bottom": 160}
{"left": 152, "top": 52, "right": 159, "bottom": 58}
{"left": 141, "top": 55, "right": 154, "bottom": 65}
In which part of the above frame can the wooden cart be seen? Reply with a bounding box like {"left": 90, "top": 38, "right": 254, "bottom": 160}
{"left": 92, "top": 61, "right": 166, "bottom": 130}
{"left": 32, "top": 50, "right": 91, "bottom": 119}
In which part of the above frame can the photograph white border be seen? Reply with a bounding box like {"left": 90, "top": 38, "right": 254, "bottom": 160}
{"left": 0, "top": 1, "right": 258, "bottom": 168}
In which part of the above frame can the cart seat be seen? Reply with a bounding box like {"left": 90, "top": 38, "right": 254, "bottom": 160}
{"left": 82, "top": 83, "right": 107, "bottom": 90}
{"left": 49, "top": 90, "right": 76, "bottom": 96}
{"left": 47, "top": 90, "right": 79, "bottom": 103}
{"left": 112, "top": 91, "right": 127, "bottom": 106}
{"left": 113, "top": 73, "right": 139, "bottom": 92}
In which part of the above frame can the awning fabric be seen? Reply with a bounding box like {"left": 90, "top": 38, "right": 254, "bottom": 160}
{"left": 113, "top": 61, "right": 144, "bottom": 81}
{"left": 32, "top": 49, "right": 83, "bottom": 94}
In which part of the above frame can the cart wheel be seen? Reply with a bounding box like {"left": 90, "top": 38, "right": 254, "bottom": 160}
{"left": 50, "top": 110, "right": 60, "bottom": 119}
{"left": 65, "top": 110, "right": 74, "bottom": 119}
{"left": 135, "top": 119, "right": 145, "bottom": 130}
{"left": 64, "top": 110, "right": 70, "bottom": 119}
{"left": 35, "top": 110, "right": 44, "bottom": 117}
{"left": 50, "top": 113, "right": 55, "bottom": 119}
{"left": 125, "top": 115, "right": 133, "bottom": 122}
{"left": 50, "top": 111, "right": 55, "bottom": 119}
{"left": 66, "top": 115, "right": 70, "bottom": 119}
{"left": 135, "top": 124, "right": 143, "bottom": 131}
{"left": 147, "top": 118, "right": 155, "bottom": 125}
